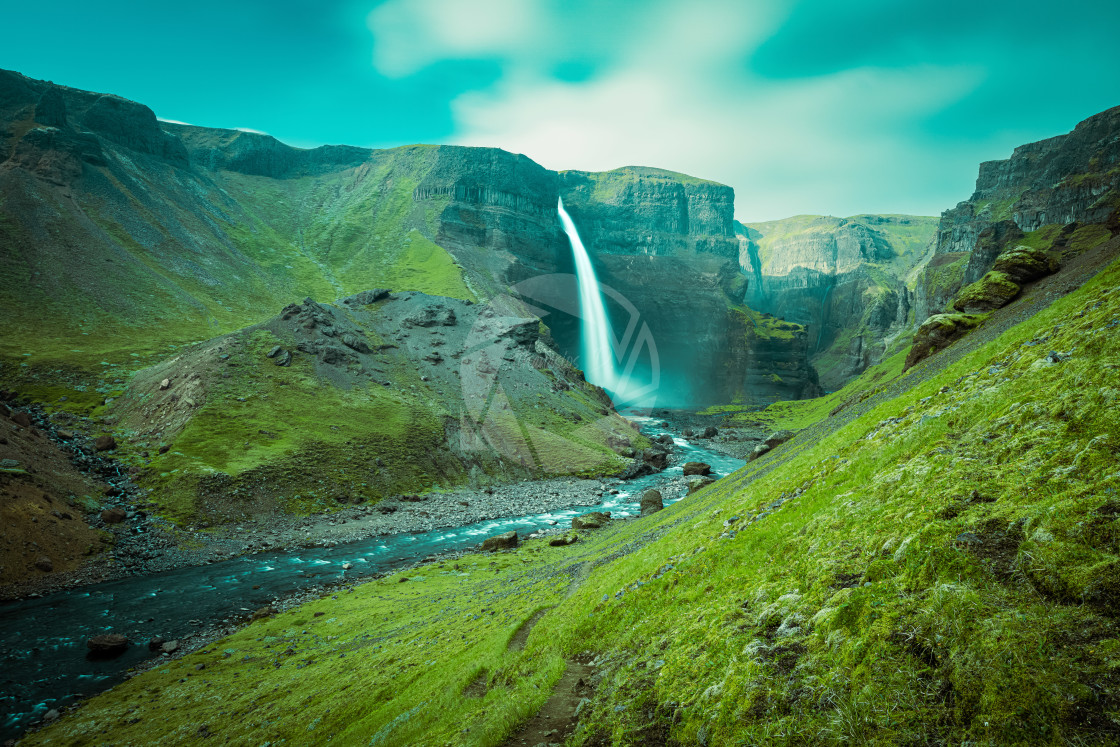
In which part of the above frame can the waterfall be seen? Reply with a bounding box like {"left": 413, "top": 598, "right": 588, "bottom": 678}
{"left": 557, "top": 197, "right": 619, "bottom": 394}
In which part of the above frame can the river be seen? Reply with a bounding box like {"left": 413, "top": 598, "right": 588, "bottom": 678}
{"left": 0, "top": 419, "right": 742, "bottom": 740}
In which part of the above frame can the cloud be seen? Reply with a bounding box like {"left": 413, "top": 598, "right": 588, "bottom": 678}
{"left": 157, "top": 118, "right": 192, "bottom": 125}
{"left": 364, "top": 0, "right": 1107, "bottom": 219}
{"left": 235, "top": 127, "right": 269, "bottom": 135}
{"left": 367, "top": 0, "right": 545, "bottom": 77}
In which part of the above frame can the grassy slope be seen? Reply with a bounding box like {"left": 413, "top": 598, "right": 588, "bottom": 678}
{"left": 30, "top": 255, "right": 1120, "bottom": 746}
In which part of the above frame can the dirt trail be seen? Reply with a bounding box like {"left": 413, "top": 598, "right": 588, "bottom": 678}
{"left": 502, "top": 654, "right": 595, "bottom": 747}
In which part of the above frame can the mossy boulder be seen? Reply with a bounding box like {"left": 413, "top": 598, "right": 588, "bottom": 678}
{"left": 904, "top": 313, "right": 984, "bottom": 370}
{"left": 992, "top": 244, "right": 1060, "bottom": 284}
{"left": 952, "top": 270, "right": 1021, "bottom": 313}
{"left": 572, "top": 511, "right": 611, "bottom": 530}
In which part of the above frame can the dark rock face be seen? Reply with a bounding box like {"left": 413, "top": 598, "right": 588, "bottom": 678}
{"left": 682, "top": 462, "right": 711, "bottom": 476}
{"left": 918, "top": 105, "right": 1120, "bottom": 320}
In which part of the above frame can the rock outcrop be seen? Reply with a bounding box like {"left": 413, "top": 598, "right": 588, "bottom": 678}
{"left": 917, "top": 106, "right": 1120, "bottom": 320}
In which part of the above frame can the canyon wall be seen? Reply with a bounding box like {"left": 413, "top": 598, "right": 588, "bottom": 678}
{"left": 916, "top": 105, "right": 1120, "bottom": 320}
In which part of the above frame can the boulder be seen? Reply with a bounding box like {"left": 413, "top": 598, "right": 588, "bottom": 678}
{"left": 86, "top": 634, "right": 129, "bottom": 658}
{"left": 265, "top": 345, "right": 282, "bottom": 358}
{"left": 147, "top": 636, "right": 166, "bottom": 651}
{"left": 952, "top": 270, "right": 1020, "bottom": 313}
{"left": 160, "top": 640, "right": 180, "bottom": 654}
{"left": 687, "top": 477, "right": 715, "bottom": 494}
{"left": 549, "top": 534, "right": 578, "bottom": 547}
{"left": 34, "top": 555, "right": 53, "bottom": 572}
{"left": 682, "top": 462, "right": 711, "bottom": 476}
{"left": 342, "top": 289, "right": 391, "bottom": 306}
{"left": 640, "top": 489, "right": 663, "bottom": 516}
{"left": 702, "top": 426, "right": 718, "bottom": 438}
{"left": 748, "top": 443, "right": 771, "bottom": 462}
{"left": 481, "top": 530, "right": 519, "bottom": 551}
{"left": 100, "top": 507, "right": 127, "bottom": 524}
{"left": 763, "top": 430, "right": 796, "bottom": 449}
{"left": 11, "top": 411, "right": 32, "bottom": 428}
{"left": 641, "top": 448, "right": 669, "bottom": 471}
{"left": 94, "top": 434, "right": 117, "bottom": 452}
{"left": 904, "top": 313, "right": 984, "bottom": 371}
{"left": 159, "top": 378, "right": 171, "bottom": 390}
{"left": 572, "top": 511, "right": 612, "bottom": 530}
{"left": 406, "top": 304, "right": 457, "bottom": 327}
{"left": 993, "top": 244, "right": 1059, "bottom": 284}
{"left": 341, "top": 334, "right": 372, "bottom": 354}
{"left": 273, "top": 349, "right": 292, "bottom": 367}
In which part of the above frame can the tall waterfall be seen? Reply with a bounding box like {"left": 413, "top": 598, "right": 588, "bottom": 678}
{"left": 557, "top": 197, "right": 619, "bottom": 394}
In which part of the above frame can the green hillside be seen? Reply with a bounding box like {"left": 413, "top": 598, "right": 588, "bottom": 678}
{"left": 28, "top": 238, "right": 1120, "bottom": 746}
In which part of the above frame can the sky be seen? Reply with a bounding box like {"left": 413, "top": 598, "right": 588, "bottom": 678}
{"left": 2, "top": 0, "right": 1118, "bottom": 221}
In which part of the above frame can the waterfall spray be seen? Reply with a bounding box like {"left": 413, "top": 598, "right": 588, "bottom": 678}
{"left": 557, "top": 197, "right": 619, "bottom": 394}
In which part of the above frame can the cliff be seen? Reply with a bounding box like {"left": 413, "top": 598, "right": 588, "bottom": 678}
{"left": 0, "top": 68, "right": 818, "bottom": 409}
{"left": 739, "top": 214, "right": 937, "bottom": 390}
{"left": 917, "top": 105, "right": 1120, "bottom": 319}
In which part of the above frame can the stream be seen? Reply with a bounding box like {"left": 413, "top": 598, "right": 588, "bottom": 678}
{"left": 0, "top": 419, "right": 743, "bottom": 740}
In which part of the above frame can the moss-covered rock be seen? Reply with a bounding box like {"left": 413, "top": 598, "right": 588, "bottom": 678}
{"left": 992, "top": 244, "right": 1060, "bottom": 284}
{"left": 904, "top": 312, "right": 984, "bottom": 370}
{"left": 952, "top": 270, "right": 1021, "bottom": 313}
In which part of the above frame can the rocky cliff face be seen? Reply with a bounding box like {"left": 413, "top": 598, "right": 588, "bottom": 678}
{"left": 739, "top": 214, "right": 936, "bottom": 390}
{"left": 0, "top": 68, "right": 817, "bottom": 410}
{"left": 917, "top": 105, "right": 1120, "bottom": 319}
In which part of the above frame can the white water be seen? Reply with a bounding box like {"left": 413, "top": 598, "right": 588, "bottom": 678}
{"left": 557, "top": 197, "right": 620, "bottom": 393}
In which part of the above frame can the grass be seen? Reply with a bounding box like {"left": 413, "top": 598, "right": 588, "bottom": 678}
{"left": 32, "top": 251, "right": 1120, "bottom": 746}
{"left": 699, "top": 347, "right": 912, "bottom": 431}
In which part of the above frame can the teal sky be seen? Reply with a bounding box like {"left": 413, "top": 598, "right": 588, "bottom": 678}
{"left": 2, "top": 0, "right": 1118, "bottom": 220}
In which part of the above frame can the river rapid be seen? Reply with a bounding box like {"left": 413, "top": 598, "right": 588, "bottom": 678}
{"left": 0, "top": 418, "right": 743, "bottom": 740}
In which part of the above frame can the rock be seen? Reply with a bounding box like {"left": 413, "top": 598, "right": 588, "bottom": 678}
{"left": 656, "top": 434, "right": 673, "bottom": 445}
{"left": 620, "top": 460, "right": 656, "bottom": 479}
{"left": 43, "top": 709, "right": 60, "bottom": 722}
{"left": 160, "top": 640, "right": 180, "bottom": 654}
{"left": 405, "top": 304, "right": 456, "bottom": 327}
{"left": 100, "top": 507, "right": 127, "bottom": 524}
{"left": 682, "top": 428, "right": 694, "bottom": 437}
{"left": 251, "top": 606, "right": 276, "bottom": 621}
{"left": 148, "top": 636, "right": 166, "bottom": 651}
{"left": 481, "top": 530, "right": 519, "bottom": 551}
{"left": 763, "top": 430, "right": 796, "bottom": 448}
{"left": 56, "top": 429, "right": 75, "bottom": 440}
{"left": 993, "top": 244, "right": 1060, "bottom": 284}
{"left": 86, "top": 634, "right": 129, "bottom": 658}
{"left": 952, "top": 270, "right": 1020, "bottom": 313}
{"left": 94, "top": 435, "right": 117, "bottom": 452}
{"left": 641, "top": 448, "right": 669, "bottom": 471}
{"left": 34, "top": 555, "right": 53, "bottom": 572}
{"left": 549, "top": 534, "right": 578, "bottom": 547}
{"left": 11, "top": 411, "right": 32, "bottom": 428}
{"left": 682, "top": 462, "right": 711, "bottom": 476}
{"left": 904, "top": 313, "right": 984, "bottom": 370}
{"left": 702, "top": 426, "right": 718, "bottom": 438}
{"left": 158, "top": 444, "right": 170, "bottom": 454}
{"left": 640, "top": 489, "right": 663, "bottom": 516}
{"left": 159, "top": 378, "right": 171, "bottom": 390}
{"left": 342, "top": 289, "right": 390, "bottom": 306}
{"left": 572, "top": 511, "right": 611, "bottom": 530}
{"left": 266, "top": 345, "right": 282, "bottom": 358}
{"left": 341, "top": 334, "right": 372, "bottom": 354}
{"left": 687, "top": 477, "right": 715, "bottom": 494}
{"left": 274, "top": 349, "right": 292, "bottom": 366}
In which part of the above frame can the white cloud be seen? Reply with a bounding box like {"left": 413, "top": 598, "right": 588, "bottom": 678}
{"left": 157, "top": 118, "right": 192, "bottom": 125}
{"left": 366, "top": 0, "right": 987, "bottom": 218}
{"left": 235, "top": 127, "right": 270, "bottom": 135}
{"left": 368, "top": 0, "right": 546, "bottom": 77}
